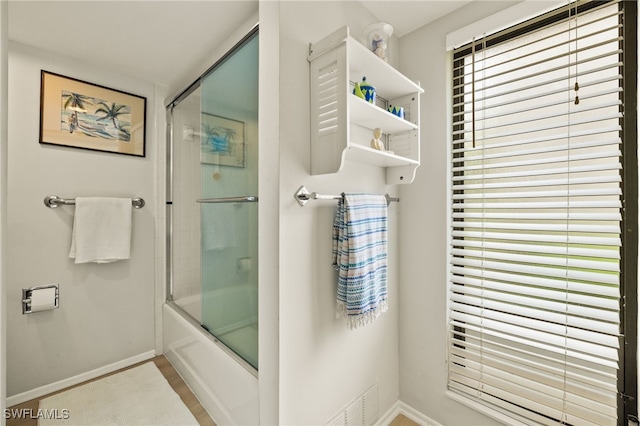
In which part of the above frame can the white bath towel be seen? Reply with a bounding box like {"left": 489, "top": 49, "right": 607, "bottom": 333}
{"left": 69, "top": 197, "right": 133, "bottom": 264}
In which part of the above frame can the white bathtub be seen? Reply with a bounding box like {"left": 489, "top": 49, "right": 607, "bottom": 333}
{"left": 172, "top": 284, "right": 259, "bottom": 368}
{"left": 163, "top": 303, "right": 259, "bottom": 425}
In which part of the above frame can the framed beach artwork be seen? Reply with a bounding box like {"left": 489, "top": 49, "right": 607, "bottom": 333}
{"left": 200, "top": 113, "right": 245, "bottom": 167}
{"left": 39, "top": 70, "right": 146, "bottom": 157}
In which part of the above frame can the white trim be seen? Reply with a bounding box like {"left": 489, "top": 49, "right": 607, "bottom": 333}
{"left": 445, "top": 0, "right": 566, "bottom": 51}
{"left": 376, "top": 400, "right": 401, "bottom": 426}
{"left": 376, "top": 401, "right": 443, "bottom": 426}
{"left": 258, "top": 2, "right": 280, "bottom": 425}
{"left": 5, "top": 350, "right": 156, "bottom": 407}
{"left": 398, "top": 401, "right": 444, "bottom": 426}
{"left": 153, "top": 82, "right": 167, "bottom": 357}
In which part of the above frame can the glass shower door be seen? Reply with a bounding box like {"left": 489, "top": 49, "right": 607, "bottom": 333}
{"left": 169, "top": 29, "right": 259, "bottom": 370}
{"left": 199, "top": 31, "right": 259, "bottom": 369}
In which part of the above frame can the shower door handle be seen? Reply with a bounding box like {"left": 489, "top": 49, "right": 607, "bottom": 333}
{"left": 196, "top": 196, "right": 258, "bottom": 204}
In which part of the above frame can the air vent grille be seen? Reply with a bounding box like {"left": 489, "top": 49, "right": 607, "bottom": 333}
{"left": 325, "top": 383, "right": 378, "bottom": 426}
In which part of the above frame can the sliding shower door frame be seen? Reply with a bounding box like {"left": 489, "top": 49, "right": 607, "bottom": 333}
{"left": 164, "top": 25, "right": 259, "bottom": 376}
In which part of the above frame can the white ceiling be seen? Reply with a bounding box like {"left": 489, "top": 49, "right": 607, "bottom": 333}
{"left": 8, "top": 1, "right": 259, "bottom": 93}
{"left": 8, "top": 1, "right": 471, "bottom": 93}
{"left": 360, "top": 1, "right": 472, "bottom": 37}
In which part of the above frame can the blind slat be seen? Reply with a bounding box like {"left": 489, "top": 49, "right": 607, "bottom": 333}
{"left": 452, "top": 211, "right": 621, "bottom": 221}
{"left": 451, "top": 221, "right": 620, "bottom": 234}
{"left": 450, "top": 332, "right": 619, "bottom": 381}
{"left": 450, "top": 266, "right": 621, "bottom": 298}
{"left": 449, "top": 363, "right": 617, "bottom": 422}
{"left": 452, "top": 89, "right": 622, "bottom": 132}
{"left": 450, "top": 311, "right": 620, "bottom": 358}
{"left": 452, "top": 152, "right": 621, "bottom": 173}
{"left": 450, "top": 316, "right": 620, "bottom": 366}
{"left": 452, "top": 239, "right": 620, "bottom": 260}
{"left": 450, "top": 292, "right": 620, "bottom": 334}
{"left": 453, "top": 199, "right": 621, "bottom": 209}
{"left": 450, "top": 247, "right": 619, "bottom": 272}
{"left": 453, "top": 174, "right": 621, "bottom": 190}
{"left": 453, "top": 138, "right": 621, "bottom": 163}
{"left": 452, "top": 187, "right": 621, "bottom": 200}
{"left": 450, "top": 356, "right": 617, "bottom": 412}
{"left": 451, "top": 257, "right": 619, "bottom": 285}
{"left": 452, "top": 127, "right": 622, "bottom": 152}
{"left": 451, "top": 276, "right": 620, "bottom": 310}
{"left": 452, "top": 69, "right": 622, "bottom": 114}
{"left": 452, "top": 162, "right": 621, "bottom": 182}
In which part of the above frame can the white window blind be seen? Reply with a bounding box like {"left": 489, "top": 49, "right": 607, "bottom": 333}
{"left": 448, "top": 1, "right": 626, "bottom": 425}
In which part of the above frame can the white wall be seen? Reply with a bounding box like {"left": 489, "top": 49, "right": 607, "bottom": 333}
{"left": 6, "top": 42, "right": 157, "bottom": 398}
{"left": 258, "top": 3, "right": 280, "bottom": 424}
{"left": 277, "top": 2, "right": 401, "bottom": 424}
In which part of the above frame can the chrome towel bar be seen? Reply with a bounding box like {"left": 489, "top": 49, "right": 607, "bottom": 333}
{"left": 44, "top": 195, "right": 145, "bottom": 209}
{"left": 196, "top": 196, "right": 258, "bottom": 204}
{"left": 294, "top": 185, "right": 399, "bottom": 207}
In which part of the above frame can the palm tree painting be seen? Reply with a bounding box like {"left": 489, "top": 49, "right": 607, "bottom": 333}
{"left": 60, "top": 91, "right": 132, "bottom": 141}
{"left": 95, "top": 102, "right": 132, "bottom": 141}
{"left": 61, "top": 92, "right": 92, "bottom": 135}
{"left": 41, "top": 71, "right": 146, "bottom": 156}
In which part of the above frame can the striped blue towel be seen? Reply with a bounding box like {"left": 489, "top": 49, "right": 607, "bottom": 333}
{"left": 333, "top": 193, "right": 388, "bottom": 329}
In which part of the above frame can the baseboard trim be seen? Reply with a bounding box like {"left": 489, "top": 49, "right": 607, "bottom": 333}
{"left": 6, "top": 350, "right": 157, "bottom": 407}
{"left": 399, "top": 401, "right": 444, "bottom": 426}
{"left": 376, "top": 401, "right": 402, "bottom": 426}
{"left": 377, "top": 401, "right": 443, "bottom": 426}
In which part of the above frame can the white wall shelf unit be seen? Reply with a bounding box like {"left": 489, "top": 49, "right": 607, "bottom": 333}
{"left": 308, "top": 26, "right": 423, "bottom": 184}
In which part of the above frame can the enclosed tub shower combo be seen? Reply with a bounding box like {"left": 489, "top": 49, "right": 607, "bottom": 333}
{"left": 162, "top": 28, "right": 260, "bottom": 425}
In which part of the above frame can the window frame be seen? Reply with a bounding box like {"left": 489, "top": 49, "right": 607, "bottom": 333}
{"left": 448, "top": 1, "right": 637, "bottom": 423}
{"left": 619, "top": 0, "right": 637, "bottom": 423}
